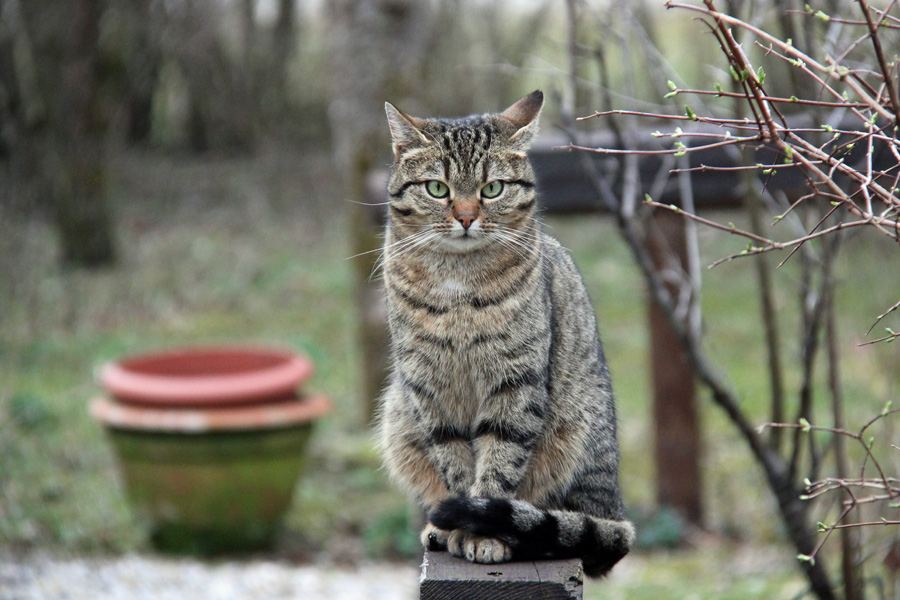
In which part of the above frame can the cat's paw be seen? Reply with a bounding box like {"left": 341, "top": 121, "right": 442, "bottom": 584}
{"left": 420, "top": 522, "right": 451, "bottom": 551}
{"left": 447, "top": 529, "right": 512, "bottom": 564}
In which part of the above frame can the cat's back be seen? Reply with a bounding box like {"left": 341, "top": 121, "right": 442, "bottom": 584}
{"left": 538, "top": 232, "right": 613, "bottom": 410}
{"left": 539, "top": 233, "right": 601, "bottom": 327}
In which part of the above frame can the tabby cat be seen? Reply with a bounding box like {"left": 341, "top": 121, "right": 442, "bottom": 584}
{"left": 377, "top": 90, "right": 634, "bottom": 577}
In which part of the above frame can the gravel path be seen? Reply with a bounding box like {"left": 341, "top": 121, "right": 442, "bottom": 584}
{"left": 0, "top": 552, "right": 420, "bottom": 600}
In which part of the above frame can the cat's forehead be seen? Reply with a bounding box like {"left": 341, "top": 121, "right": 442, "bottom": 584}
{"left": 423, "top": 115, "right": 512, "bottom": 154}
{"left": 437, "top": 114, "right": 490, "bottom": 129}
{"left": 434, "top": 115, "right": 497, "bottom": 139}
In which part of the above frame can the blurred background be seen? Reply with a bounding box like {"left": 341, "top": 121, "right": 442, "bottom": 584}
{"left": 1, "top": 0, "right": 899, "bottom": 599}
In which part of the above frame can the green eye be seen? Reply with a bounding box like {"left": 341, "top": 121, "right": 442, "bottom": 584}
{"left": 481, "top": 180, "right": 504, "bottom": 199}
{"left": 425, "top": 180, "right": 449, "bottom": 199}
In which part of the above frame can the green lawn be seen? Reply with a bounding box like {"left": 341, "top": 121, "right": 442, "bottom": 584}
{"left": 1, "top": 145, "right": 897, "bottom": 596}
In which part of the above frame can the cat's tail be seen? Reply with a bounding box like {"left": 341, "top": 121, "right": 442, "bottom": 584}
{"left": 429, "top": 496, "right": 635, "bottom": 577}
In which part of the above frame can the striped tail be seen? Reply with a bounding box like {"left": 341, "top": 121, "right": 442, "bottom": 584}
{"left": 429, "top": 497, "right": 635, "bottom": 577}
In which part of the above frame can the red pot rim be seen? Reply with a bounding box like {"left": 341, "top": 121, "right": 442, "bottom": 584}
{"left": 99, "top": 346, "right": 313, "bottom": 408}
{"left": 90, "top": 393, "right": 332, "bottom": 433}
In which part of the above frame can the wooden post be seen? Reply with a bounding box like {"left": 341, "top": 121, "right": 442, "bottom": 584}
{"left": 646, "top": 209, "right": 703, "bottom": 525}
{"left": 419, "top": 551, "right": 583, "bottom": 600}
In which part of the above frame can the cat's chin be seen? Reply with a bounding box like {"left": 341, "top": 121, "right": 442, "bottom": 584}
{"left": 437, "top": 234, "right": 492, "bottom": 254}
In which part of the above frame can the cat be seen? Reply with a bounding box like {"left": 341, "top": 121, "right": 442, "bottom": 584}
{"left": 376, "top": 90, "right": 634, "bottom": 577}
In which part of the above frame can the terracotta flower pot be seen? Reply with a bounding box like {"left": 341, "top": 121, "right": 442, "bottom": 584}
{"left": 91, "top": 346, "right": 331, "bottom": 555}
{"left": 99, "top": 346, "right": 314, "bottom": 407}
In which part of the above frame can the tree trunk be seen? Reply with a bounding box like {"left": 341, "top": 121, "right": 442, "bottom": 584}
{"left": 240, "top": 0, "right": 256, "bottom": 69}
{"left": 0, "top": 8, "right": 19, "bottom": 162}
{"left": 646, "top": 210, "right": 703, "bottom": 525}
{"left": 122, "top": 0, "right": 162, "bottom": 145}
{"left": 173, "top": 0, "right": 256, "bottom": 153}
{"left": 327, "top": 0, "right": 431, "bottom": 425}
{"left": 272, "top": 0, "right": 296, "bottom": 104}
{"left": 19, "top": 0, "right": 116, "bottom": 268}
{"left": 0, "top": 2, "right": 30, "bottom": 172}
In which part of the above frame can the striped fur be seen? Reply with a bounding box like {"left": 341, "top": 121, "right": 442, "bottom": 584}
{"left": 377, "top": 91, "right": 634, "bottom": 577}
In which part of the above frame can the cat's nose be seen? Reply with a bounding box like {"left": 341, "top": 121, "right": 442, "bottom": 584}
{"left": 457, "top": 213, "right": 476, "bottom": 230}
{"left": 453, "top": 203, "right": 478, "bottom": 230}
{"left": 452, "top": 200, "right": 479, "bottom": 231}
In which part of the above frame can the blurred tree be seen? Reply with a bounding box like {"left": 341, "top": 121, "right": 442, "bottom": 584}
{"left": 271, "top": 0, "right": 296, "bottom": 109}
{"left": 246, "top": 0, "right": 298, "bottom": 120}
{"left": 18, "top": 0, "right": 116, "bottom": 267}
{"left": 327, "top": 0, "right": 432, "bottom": 425}
{"left": 120, "top": 0, "right": 162, "bottom": 144}
{"left": 240, "top": 0, "right": 256, "bottom": 70}
{"left": 0, "top": 4, "right": 17, "bottom": 159}
{"left": 0, "top": 0, "right": 32, "bottom": 174}
{"left": 168, "top": 0, "right": 256, "bottom": 153}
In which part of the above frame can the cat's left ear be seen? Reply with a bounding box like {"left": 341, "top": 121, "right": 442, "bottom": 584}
{"left": 499, "top": 90, "right": 543, "bottom": 149}
{"left": 385, "top": 102, "right": 431, "bottom": 159}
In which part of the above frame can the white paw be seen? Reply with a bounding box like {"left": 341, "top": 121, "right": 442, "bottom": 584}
{"left": 447, "top": 529, "right": 512, "bottom": 564}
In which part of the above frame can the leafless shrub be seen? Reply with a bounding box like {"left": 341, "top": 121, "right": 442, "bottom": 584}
{"left": 565, "top": 1, "right": 900, "bottom": 598}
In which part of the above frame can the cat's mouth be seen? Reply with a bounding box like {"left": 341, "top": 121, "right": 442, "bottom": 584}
{"left": 439, "top": 227, "right": 491, "bottom": 252}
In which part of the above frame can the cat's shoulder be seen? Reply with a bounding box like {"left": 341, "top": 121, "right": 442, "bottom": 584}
{"left": 539, "top": 232, "right": 577, "bottom": 269}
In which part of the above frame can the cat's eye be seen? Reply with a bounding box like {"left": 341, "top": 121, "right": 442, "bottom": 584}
{"left": 425, "top": 180, "right": 450, "bottom": 199}
{"left": 481, "top": 180, "right": 505, "bottom": 199}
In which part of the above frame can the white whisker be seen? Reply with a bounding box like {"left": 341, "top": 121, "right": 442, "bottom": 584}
{"left": 488, "top": 227, "right": 540, "bottom": 263}
{"left": 345, "top": 199, "right": 392, "bottom": 206}
{"left": 369, "top": 228, "right": 439, "bottom": 280}
{"left": 346, "top": 245, "right": 388, "bottom": 261}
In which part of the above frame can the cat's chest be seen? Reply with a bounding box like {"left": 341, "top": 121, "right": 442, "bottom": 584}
{"left": 418, "top": 276, "right": 517, "bottom": 341}
{"left": 437, "top": 277, "right": 468, "bottom": 298}
{"left": 385, "top": 253, "right": 541, "bottom": 346}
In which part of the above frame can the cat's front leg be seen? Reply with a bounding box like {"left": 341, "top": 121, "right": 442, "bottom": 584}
{"left": 380, "top": 382, "right": 473, "bottom": 508}
{"left": 469, "top": 376, "right": 547, "bottom": 498}
{"left": 423, "top": 432, "right": 475, "bottom": 497}
{"left": 440, "top": 379, "right": 547, "bottom": 564}
{"left": 416, "top": 426, "right": 476, "bottom": 551}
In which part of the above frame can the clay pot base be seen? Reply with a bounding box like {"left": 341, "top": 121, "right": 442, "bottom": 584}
{"left": 105, "top": 423, "right": 317, "bottom": 555}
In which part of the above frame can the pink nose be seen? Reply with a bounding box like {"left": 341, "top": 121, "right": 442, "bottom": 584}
{"left": 457, "top": 214, "right": 476, "bottom": 230}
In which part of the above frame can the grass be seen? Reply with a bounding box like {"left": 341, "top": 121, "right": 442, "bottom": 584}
{"left": 2, "top": 142, "right": 898, "bottom": 596}
{"left": 588, "top": 543, "right": 807, "bottom": 600}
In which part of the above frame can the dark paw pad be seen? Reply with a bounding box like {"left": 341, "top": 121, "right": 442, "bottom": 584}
{"left": 427, "top": 531, "right": 444, "bottom": 551}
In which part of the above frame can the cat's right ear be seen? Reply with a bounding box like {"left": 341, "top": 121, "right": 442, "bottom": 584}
{"left": 385, "top": 102, "right": 430, "bottom": 159}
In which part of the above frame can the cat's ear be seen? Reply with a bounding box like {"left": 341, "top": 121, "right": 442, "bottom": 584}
{"left": 385, "top": 102, "right": 431, "bottom": 159}
{"left": 500, "top": 90, "right": 543, "bottom": 148}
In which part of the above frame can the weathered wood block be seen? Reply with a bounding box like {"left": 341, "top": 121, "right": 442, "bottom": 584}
{"left": 419, "top": 551, "right": 583, "bottom": 600}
